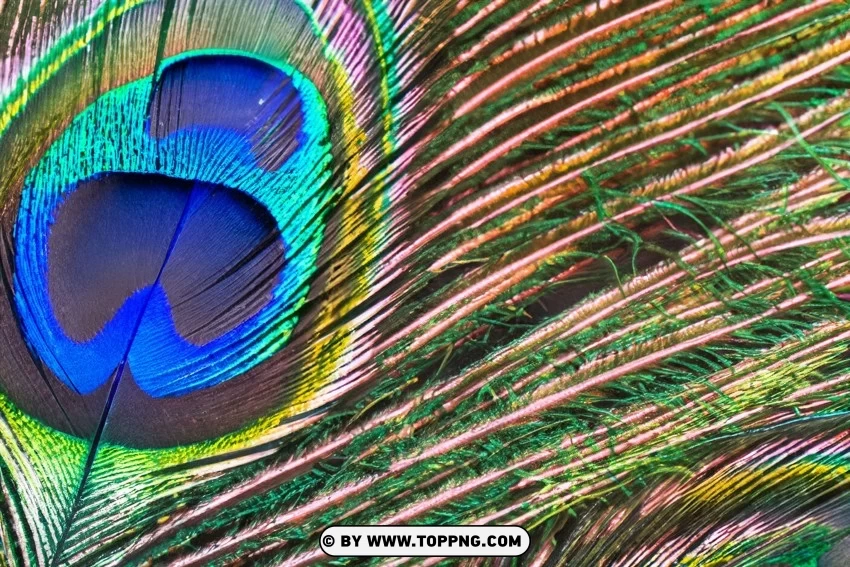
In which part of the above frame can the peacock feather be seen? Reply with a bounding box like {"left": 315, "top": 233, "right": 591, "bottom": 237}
{"left": 1, "top": 0, "right": 850, "bottom": 565}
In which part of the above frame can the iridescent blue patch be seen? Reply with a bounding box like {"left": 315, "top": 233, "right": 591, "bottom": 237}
{"left": 13, "top": 53, "right": 332, "bottom": 398}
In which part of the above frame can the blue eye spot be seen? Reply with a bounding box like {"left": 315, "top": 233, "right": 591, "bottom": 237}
{"left": 11, "top": 52, "right": 332, "bottom": 427}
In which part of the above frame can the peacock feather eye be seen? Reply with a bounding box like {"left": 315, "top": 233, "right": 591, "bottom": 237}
{"left": 9, "top": 52, "right": 334, "bottom": 445}
{"left": 0, "top": 0, "right": 401, "bottom": 450}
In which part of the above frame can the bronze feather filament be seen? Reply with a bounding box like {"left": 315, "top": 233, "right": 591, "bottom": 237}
{"left": 1, "top": 0, "right": 850, "bottom": 565}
